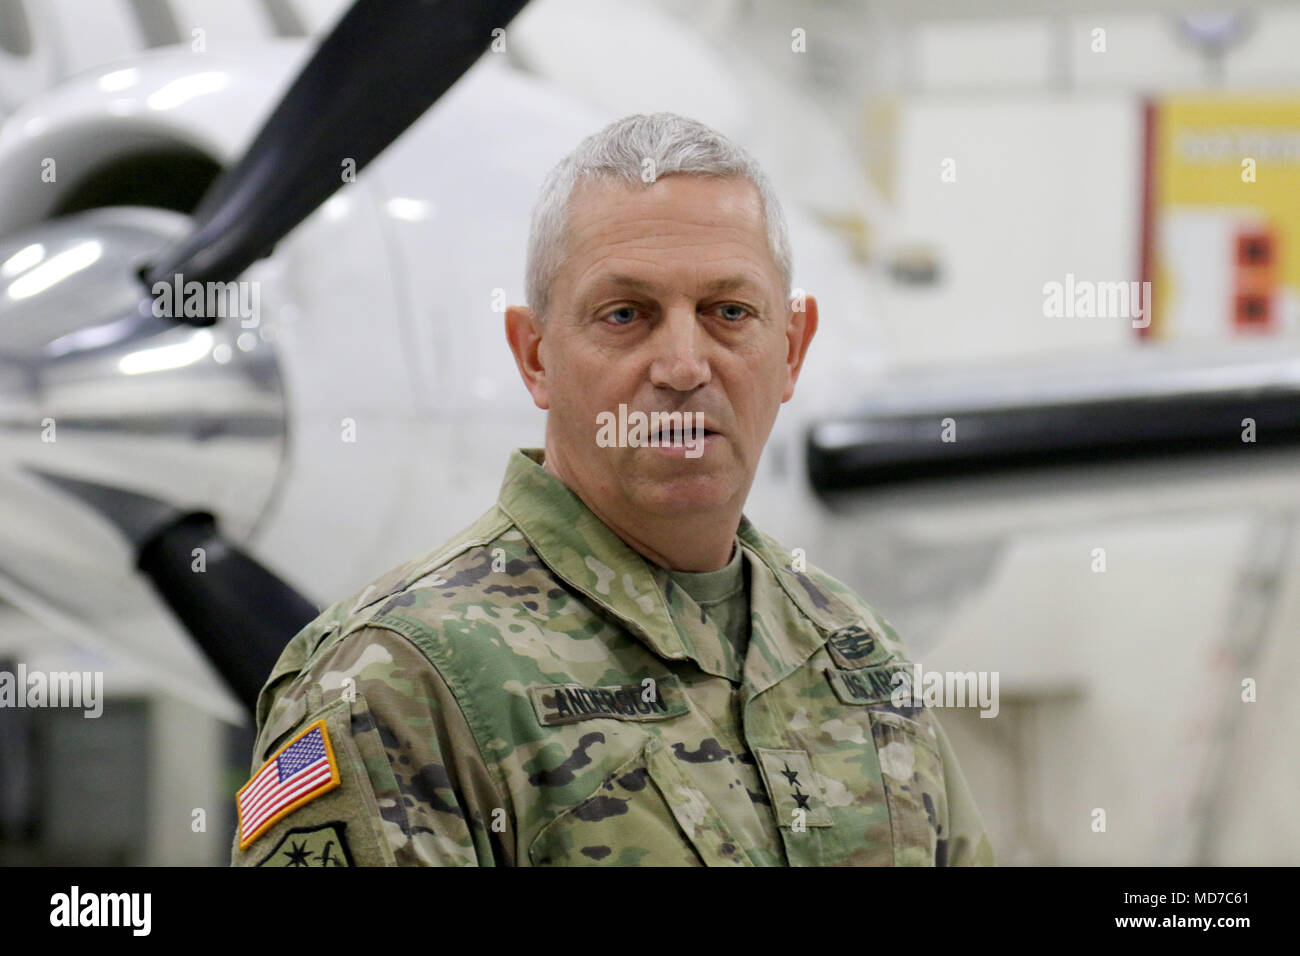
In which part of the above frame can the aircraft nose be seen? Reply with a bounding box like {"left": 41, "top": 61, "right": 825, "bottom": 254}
{"left": 0, "top": 206, "right": 286, "bottom": 630}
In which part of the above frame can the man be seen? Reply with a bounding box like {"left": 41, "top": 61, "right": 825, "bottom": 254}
{"left": 231, "top": 112, "right": 993, "bottom": 867}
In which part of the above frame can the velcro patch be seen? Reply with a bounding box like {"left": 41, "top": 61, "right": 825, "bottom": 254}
{"left": 825, "top": 663, "right": 911, "bottom": 706}
{"left": 754, "top": 748, "right": 833, "bottom": 828}
{"left": 825, "top": 624, "right": 891, "bottom": 670}
{"left": 529, "top": 676, "right": 688, "bottom": 726}
{"left": 237, "top": 720, "right": 341, "bottom": 850}
{"left": 255, "top": 822, "right": 353, "bottom": 867}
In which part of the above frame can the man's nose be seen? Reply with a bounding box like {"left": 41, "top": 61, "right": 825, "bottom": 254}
{"left": 648, "top": 305, "right": 710, "bottom": 392}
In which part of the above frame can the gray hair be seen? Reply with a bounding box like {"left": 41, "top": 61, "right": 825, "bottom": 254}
{"left": 524, "top": 112, "right": 793, "bottom": 319}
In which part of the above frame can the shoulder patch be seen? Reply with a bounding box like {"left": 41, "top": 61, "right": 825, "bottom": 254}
{"left": 255, "top": 822, "right": 354, "bottom": 867}
{"left": 237, "top": 720, "right": 342, "bottom": 850}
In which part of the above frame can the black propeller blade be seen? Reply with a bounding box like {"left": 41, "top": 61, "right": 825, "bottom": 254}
{"left": 136, "top": 513, "right": 319, "bottom": 713}
{"left": 145, "top": 0, "right": 531, "bottom": 298}
{"left": 25, "top": 471, "right": 316, "bottom": 713}
{"left": 79, "top": 0, "right": 533, "bottom": 709}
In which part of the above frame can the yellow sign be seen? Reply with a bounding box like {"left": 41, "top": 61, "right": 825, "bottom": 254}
{"left": 1144, "top": 97, "right": 1300, "bottom": 340}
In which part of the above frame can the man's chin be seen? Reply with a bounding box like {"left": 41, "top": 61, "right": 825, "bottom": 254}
{"left": 631, "top": 430, "right": 721, "bottom": 460}
{"left": 625, "top": 469, "right": 740, "bottom": 517}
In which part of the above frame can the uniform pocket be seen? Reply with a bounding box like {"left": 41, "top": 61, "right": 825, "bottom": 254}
{"left": 868, "top": 709, "right": 947, "bottom": 866}
{"left": 527, "top": 737, "right": 750, "bottom": 867}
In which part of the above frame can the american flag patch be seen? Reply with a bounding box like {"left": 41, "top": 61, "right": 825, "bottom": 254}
{"left": 237, "top": 720, "right": 341, "bottom": 849}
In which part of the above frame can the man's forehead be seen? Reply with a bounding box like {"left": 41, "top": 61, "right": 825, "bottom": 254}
{"left": 579, "top": 270, "right": 772, "bottom": 301}
{"left": 565, "top": 174, "right": 765, "bottom": 237}
{"left": 560, "top": 174, "right": 779, "bottom": 298}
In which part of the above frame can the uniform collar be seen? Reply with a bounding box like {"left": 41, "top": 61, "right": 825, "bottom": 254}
{"left": 497, "top": 448, "right": 863, "bottom": 686}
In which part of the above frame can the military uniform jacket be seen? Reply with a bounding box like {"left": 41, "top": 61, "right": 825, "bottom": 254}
{"left": 231, "top": 449, "right": 994, "bottom": 867}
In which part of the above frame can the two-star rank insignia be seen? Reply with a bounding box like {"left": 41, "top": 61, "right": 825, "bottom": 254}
{"left": 255, "top": 823, "right": 354, "bottom": 867}
{"left": 754, "top": 748, "right": 833, "bottom": 828}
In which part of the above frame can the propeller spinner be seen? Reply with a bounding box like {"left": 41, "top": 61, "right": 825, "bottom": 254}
{"left": 0, "top": 0, "right": 532, "bottom": 712}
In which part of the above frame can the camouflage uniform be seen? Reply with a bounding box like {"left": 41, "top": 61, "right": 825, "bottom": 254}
{"left": 231, "top": 448, "right": 994, "bottom": 867}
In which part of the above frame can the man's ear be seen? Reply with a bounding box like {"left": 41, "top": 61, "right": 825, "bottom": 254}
{"left": 505, "top": 305, "right": 549, "bottom": 410}
{"left": 781, "top": 293, "right": 819, "bottom": 403}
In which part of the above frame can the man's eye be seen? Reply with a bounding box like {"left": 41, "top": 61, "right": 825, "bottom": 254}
{"left": 604, "top": 306, "right": 639, "bottom": 325}
{"left": 717, "top": 304, "right": 751, "bottom": 321}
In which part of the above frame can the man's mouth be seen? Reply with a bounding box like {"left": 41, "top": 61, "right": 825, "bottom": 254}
{"left": 650, "top": 426, "right": 714, "bottom": 443}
